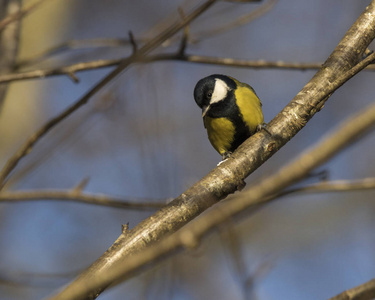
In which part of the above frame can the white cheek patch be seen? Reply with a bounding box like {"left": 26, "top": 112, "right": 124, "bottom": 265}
{"left": 210, "top": 78, "right": 229, "bottom": 105}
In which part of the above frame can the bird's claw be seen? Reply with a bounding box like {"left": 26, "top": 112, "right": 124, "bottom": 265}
{"left": 257, "top": 122, "right": 272, "bottom": 136}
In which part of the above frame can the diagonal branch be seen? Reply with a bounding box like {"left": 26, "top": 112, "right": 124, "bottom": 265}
{"left": 47, "top": 2, "right": 375, "bottom": 300}
{"left": 0, "top": 0, "right": 217, "bottom": 189}
{"left": 48, "top": 99, "right": 375, "bottom": 300}
{"left": 329, "top": 278, "right": 375, "bottom": 300}
{"left": 0, "top": 0, "right": 49, "bottom": 32}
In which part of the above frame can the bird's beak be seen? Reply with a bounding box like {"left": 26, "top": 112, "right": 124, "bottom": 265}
{"left": 202, "top": 105, "right": 210, "bottom": 118}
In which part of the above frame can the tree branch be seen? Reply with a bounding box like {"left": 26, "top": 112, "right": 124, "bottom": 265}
{"left": 285, "top": 177, "right": 375, "bottom": 194}
{"left": 193, "top": 0, "right": 278, "bottom": 43}
{"left": 2, "top": 177, "right": 373, "bottom": 212}
{"left": 0, "top": 0, "right": 21, "bottom": 108}
{"left": 15, "top": 38, "right": 137, "bottom": 68}
{"left": 329, "top": 278, "right": 375, "bottom": 300}
{"left": 13, "top": 0, "right": 271, "bottom": 67}
{"left": 48, "top": 99, "right": 375, "bottom": 300}
{"left": 4, "top": 52, "right": 375, "bottom": 85}
{"left": 0, "top": 0, "right": 217, "bottom": 189}
{"left": 0, "top": 189, "right": 165, "bottom": 210}
{"left": 219, "top": 221, "right": 273, "bottom": 299}
{"left": 47, "top": 2, "right": 375, "bottom": 299}
{"left": 0, "top": 0, "right": 49, "bottom": 32}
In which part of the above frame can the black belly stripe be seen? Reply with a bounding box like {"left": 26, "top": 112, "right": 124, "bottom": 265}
{"left": 228, "top": 109, "right": 251, "bottom": 152}
{"left": 206, "top": 91, "right": 254, "bottom": 153}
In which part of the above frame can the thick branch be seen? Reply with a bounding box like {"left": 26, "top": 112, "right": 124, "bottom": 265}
{"left": 330, "top": 278, "right": 375, "bottom": 300}
{"left": 48, "top": 100, "right": 375, "bottom": 300}
{"left": 47, "top": 2, "right": 375, "bottom": 300}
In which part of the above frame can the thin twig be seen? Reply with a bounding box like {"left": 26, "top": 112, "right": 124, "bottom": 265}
{"left": 218, "top": 221, "right": 273, "bottom": 299}
{"left": 16, "top": 38, "right": 135, "bottom": 68}
{"left": 0, "top": 0, "right": 49, "bottom": 32}
{"left": 0, "top": 58, "right": 121, "bottom": 83}
{"left": 13, "top": 0, "right": 270, "bottom": 67}
{"left": 128, "top": 31, "right": 137, "bottom": 54}
{"left": 5, "top": 52, "right": 375, "bottom": 85}
{"left": 0, "top": 0, "right": 22, "bottom": 107}
{"left": 285, "top": 177, "right": 375, "bottom": 195}
{"left": 177, "top": 7, "right": 189, "bottom": 56}
{"left": 180, "top": 54, "right": 325, "bottom": 70}
{"left": 1, "top": 177, "right": 372, "bottom": 211}
{"left": 3, "top": 51, "right": 375, "bottom": 85}
{"left": 4, "top": 54, "right": 375, "bottom": 85}
{"left": 0, "top": 0, "right": 217, "bottom": 189}
{"left": 193, "top": 0, "right": 278, "bottom": 43}
{"left": 0, "top": 189, "right": 165, "bottom": 210}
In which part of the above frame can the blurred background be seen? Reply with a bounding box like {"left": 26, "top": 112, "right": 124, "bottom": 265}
{"left": 0, "top": 0, "right": 374, "bottom": 299}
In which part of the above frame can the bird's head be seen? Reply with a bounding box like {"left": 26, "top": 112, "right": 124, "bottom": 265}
{"left": 193, "top": 74, "right": 236, "bottom": 118}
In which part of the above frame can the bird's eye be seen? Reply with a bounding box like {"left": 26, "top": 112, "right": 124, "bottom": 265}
{"left": 207, "top": 91, "right": 213, "bottom": 98}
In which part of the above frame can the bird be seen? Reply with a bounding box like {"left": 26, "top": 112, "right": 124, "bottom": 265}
{"left": 194, "top": 74, "right": 264, "bottom": 160}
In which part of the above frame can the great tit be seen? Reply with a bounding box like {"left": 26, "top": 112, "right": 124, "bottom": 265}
{"left": 194, "top": 74, "right": 264, "bottom": 160}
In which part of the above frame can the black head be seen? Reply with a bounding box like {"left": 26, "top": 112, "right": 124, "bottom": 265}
{"left": 193, "top": 74, "right": 236, "bottom": 118}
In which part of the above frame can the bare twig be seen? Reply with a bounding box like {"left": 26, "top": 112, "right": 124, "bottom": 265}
{"left": 0, "top": 0, "right": 49, "bottom": 32}
{"left": 180, "top": 54, "right": 324, "bottom": 70}
{"left": 219, "top": 221, "right": 248, "bottom": 294}
{"left": 0, "top": 58, "right": 121, "bottom": 83}
{"left": 0, "top": 189, "right": 165, "bottom": 210}
{"left": 177, "top": 7, "right": 189, "bottom": 55}
{"left": 128, "top": 31, "right": 137, "bottom": 54}
{"left": 48, "top": 100, "right": 375, "bottom": 300}
{"left": 5, "top": 53, "right": 375, "bottom": 85}
{"left": 14, "top": 0, "right": 277, "bottom": 67}
{"left": 285, "top": 177, "right": 375, "bottom": 195}
{"left": 219, "top": 221, "right": 273, "bottom": 299}
{"left": 2, "top": 177, "right": 372, "bottom": 211}
{"left": 329, "top": 278, "right": 375, "bottom": 300}
{"left": 47, "top": 3, "right": 375, "bottom": 298}
{"left": 0, "top": 0, "right": 217, "bottom": 189}
{"left": 193, "top": 0, "right": 278, "bottom": 43}
{"left": 16, "top": 38, "right": 136, "bottom": 68}
{"left": 13, "top": 0, "right": 269, "bottom": 66}
{"left": 0, "top": 0, "right": 21, "bottom": 107}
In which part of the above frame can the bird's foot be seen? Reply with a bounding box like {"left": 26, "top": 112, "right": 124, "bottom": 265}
{"left": 257, "top": 122, "right": 271, "bottom": 136}
{"left": 217, "top": 152, "right": 232, "bottom": 166}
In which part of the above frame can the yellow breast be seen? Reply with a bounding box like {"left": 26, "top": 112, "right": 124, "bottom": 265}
{"left": 234, "top": 81, "right": 264, "bottom": 133}
{"left": 204, "top": 116, "right": 235, "bottom": 156}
